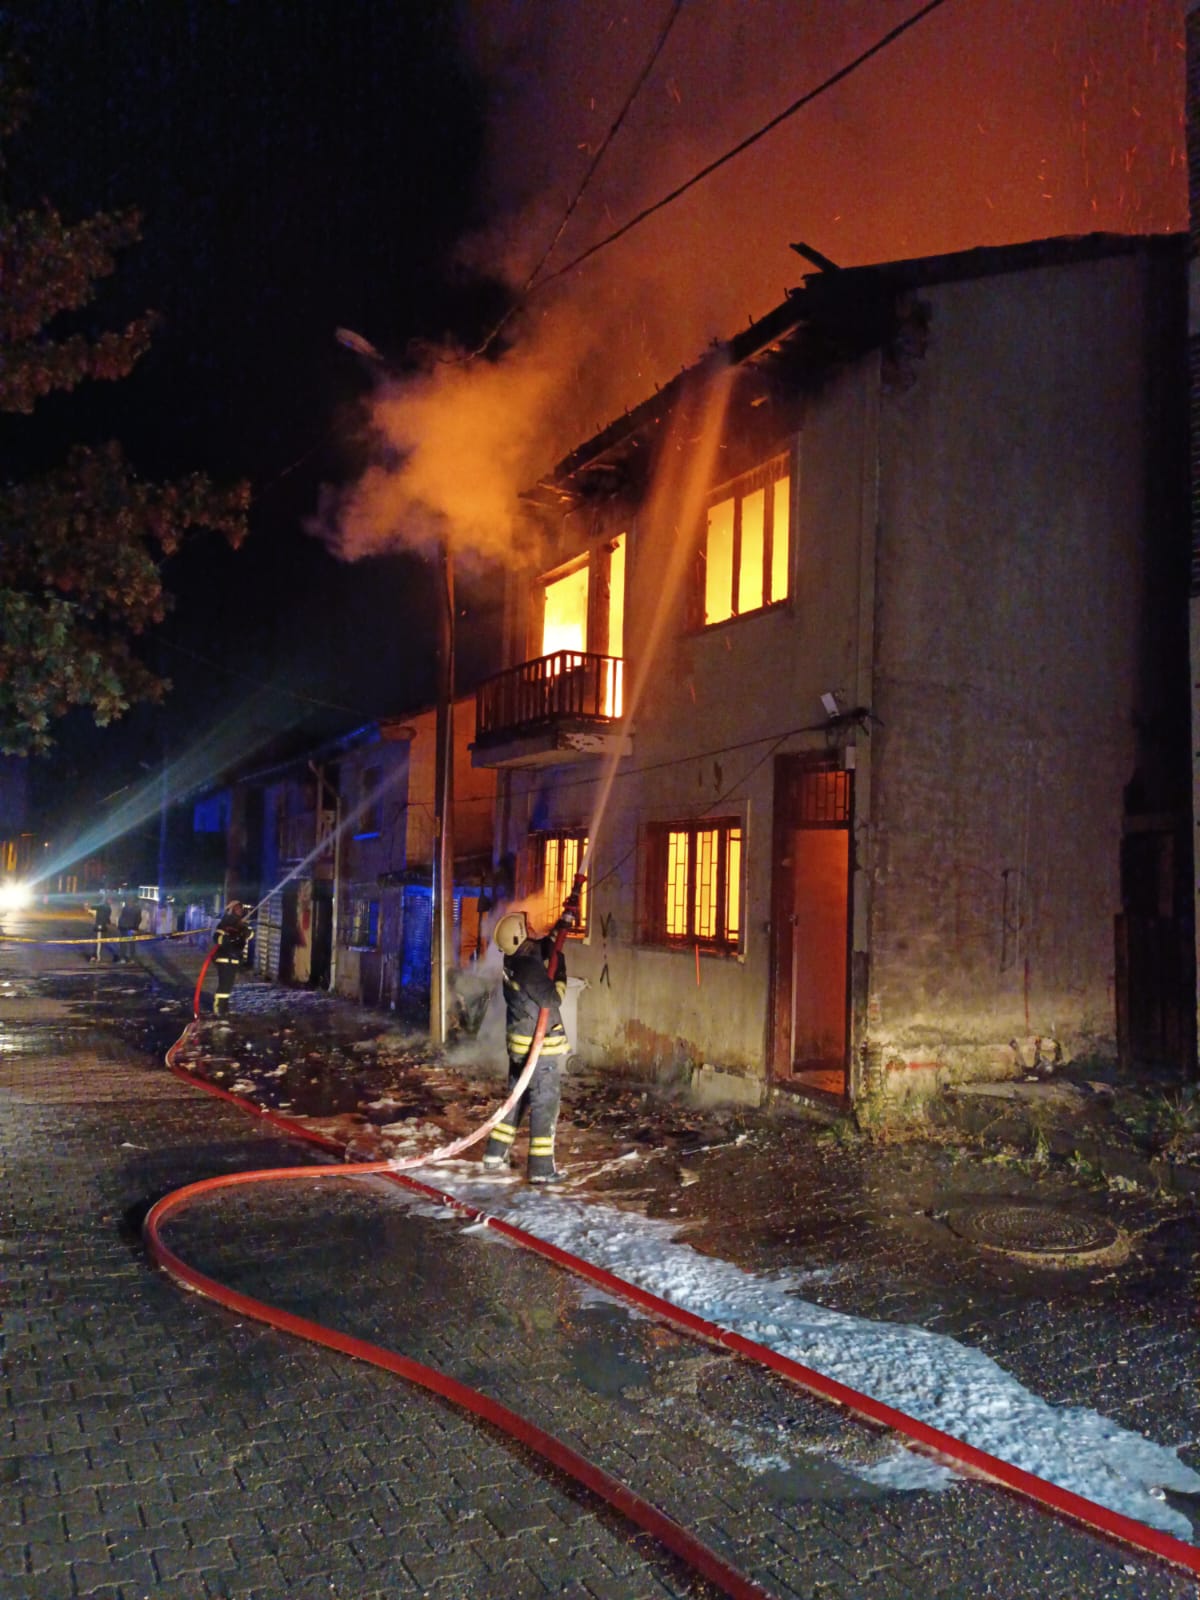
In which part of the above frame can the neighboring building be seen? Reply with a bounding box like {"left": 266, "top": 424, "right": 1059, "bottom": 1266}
{"left": 473, "top": 234, "right": 1193, "bottom": 1115}
{"left": 219, "top": 698, "right": 496, "bottom": 1011}
{"left": 0, "top": 755, "right": 35, "bottom": 887}
{"left": 367, "top": 696, "right": 498, "bottom": 1016}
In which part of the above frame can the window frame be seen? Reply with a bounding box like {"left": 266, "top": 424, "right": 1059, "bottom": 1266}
{"left": 532, "top": 534, "right": 627, "bottom": 666}
{"left": 697, "top": 453, "right": 792, "bottom": 629}
{"left": 344, "top": 895, "right": 380, "bottom": 950}
{"left": 523, "top": 828, "right": 590, "bottom": 938}
{"left": 642, "top": 816, "right": 744, "bottom": 955}
{"left": 354, "top": 765, "right": 383, "bottom": 840}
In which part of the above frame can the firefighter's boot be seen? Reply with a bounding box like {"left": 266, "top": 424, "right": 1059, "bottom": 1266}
{"left": 527, "top": 1134, "right": 562, "bottom": 1184}
{"left": 482, "top": 1121, "right": 516, "bottom": 1170}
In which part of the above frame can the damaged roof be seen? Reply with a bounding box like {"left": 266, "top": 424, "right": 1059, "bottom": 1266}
{"left": 536, "top": 231, "right": 1183, "bottom": 506}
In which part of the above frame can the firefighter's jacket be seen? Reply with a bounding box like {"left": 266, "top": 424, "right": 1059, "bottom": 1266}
{"left": 503, "top": 938, "right": 569, "bottom": 1062}
{"left": 213, "top": 909, "right": 252, "bottom": 961}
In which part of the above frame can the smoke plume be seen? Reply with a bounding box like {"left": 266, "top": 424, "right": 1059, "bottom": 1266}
{"left": 322, "top": 0, "right": 1185, "bottom": 566}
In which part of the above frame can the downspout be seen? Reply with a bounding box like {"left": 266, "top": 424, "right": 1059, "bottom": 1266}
{"left": 310, "top": 763, "right": 341, "bottom": 992}
{"left": 847, "top": 352, "right": 882, "bottom": 1106}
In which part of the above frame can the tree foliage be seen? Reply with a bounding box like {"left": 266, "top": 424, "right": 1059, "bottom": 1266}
{"left": 0, "top": 52, "right": 249, "bottom": 754}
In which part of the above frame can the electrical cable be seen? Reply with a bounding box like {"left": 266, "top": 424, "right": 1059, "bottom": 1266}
{"left": 155, "top": 634, "right": 385, "bottom": 719}
{"left": 469, "top": 0, "right": 686, "bottom": 361}
{"left": 532, "top": 0, "right": 955, "bottom": 293}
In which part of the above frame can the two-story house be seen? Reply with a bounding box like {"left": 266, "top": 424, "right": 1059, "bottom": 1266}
{"left": 472, "top": 233, "right": 1193, "bottom": 1116}
{"left": 223, "top": 698, "right": 497, "bottom": 1012}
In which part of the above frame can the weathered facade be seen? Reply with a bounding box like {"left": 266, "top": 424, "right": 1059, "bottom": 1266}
{"left": 223, "top": 698, "right": 497, "bottom": 1012}
{"left": 332, "top": 698, "right": 497, "bottom": 1012}
{"left": 474, "top": 234, "right": 1193, "bottom": 1114}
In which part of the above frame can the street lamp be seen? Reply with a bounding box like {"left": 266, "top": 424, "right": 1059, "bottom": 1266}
{"left": 335, "top": 328, "right": 455, "bottom": 1046}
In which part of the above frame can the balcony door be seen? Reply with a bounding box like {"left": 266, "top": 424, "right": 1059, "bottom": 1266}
{"left": 536, "top": 535, "right": 625, "bottom": 718}
{"left": 542, "top": 561, "right": 589, "bottom": 656}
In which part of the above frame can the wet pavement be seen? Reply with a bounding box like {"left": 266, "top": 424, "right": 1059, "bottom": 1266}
{"left": 3, "top": 918, "right": 1199, "bottom": 1598}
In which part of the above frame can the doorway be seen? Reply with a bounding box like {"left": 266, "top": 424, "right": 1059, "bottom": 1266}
{"left": 769, "top": 755, "right": 852, "bottom": 1100}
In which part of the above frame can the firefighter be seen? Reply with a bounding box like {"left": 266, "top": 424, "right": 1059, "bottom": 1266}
{"left": 482, "top": 910, "right": 570, "bottom": 1183}
{"left": 211, "top": 900, "right": 253, "bottom": 1018}
{"left": 116, "top": 896, "right": 143, "bottom": 962}
{"left": 86, "top": 894, "right": 115, "bottom": 961}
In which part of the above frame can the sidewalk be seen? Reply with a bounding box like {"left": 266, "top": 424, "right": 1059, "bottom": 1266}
{"left": 3, "top": 930, "right": 1199, "bottom": 1598}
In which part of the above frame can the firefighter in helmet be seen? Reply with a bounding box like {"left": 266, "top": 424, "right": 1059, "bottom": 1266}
{"left": 211, "top": 900, "right": 253, "bottom": 1019}
{"left": 482, "top": 909, "right": 569, "bottom": 1183}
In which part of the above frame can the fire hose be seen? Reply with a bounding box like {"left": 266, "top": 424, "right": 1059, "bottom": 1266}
{"left": 144, "top": 881, "right": 1200, "bottom": 1592}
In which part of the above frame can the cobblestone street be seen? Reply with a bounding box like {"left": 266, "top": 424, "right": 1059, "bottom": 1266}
{"left": 3, "top": 931, "right": 1199, "bottom": 1598}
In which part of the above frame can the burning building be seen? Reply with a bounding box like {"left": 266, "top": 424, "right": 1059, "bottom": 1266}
{"left": 472, "top": 231, "right": 1193, "bottom": 1115}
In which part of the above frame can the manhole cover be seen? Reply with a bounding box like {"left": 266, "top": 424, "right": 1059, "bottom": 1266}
{"left": 945, "top": 1203, "right": 1124, "bottom": 1263}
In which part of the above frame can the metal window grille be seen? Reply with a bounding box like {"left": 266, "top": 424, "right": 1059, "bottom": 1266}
{"left": 791, "top": 766, "right": 850, "bottom": 826}
{"left": 527, "top": 830, "right": 590, "bottom": 935}
{"left": 649, "top": 818, "right": 742, "bottom": 951}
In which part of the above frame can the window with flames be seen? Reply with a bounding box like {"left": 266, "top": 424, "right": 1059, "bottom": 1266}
{"left": 698, "top": 454, "right": 791, "bottom": 627}
{"left": 522, "top": 830, "right": 590, "bottom": 937}
{"left": 644, "top": 818, "right": 742, "bottom": 953}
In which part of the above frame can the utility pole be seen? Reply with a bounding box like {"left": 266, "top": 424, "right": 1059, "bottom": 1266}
{"left": 157, "top": 747, "right": 169, "bottom": 913}
{"left": 333, "top": 327, "right": 457, "bottom": 1042}
{"left": 311, "top": 762, "right": 341, "bottom": 991}
{"left": 430, "top": 541, "right": 455, "bottom": 1046}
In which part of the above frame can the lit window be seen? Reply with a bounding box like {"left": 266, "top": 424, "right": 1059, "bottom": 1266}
{"left": 346, "top": 897, "right": 379, "bottom": 949}
{"left": 527, "top": 830, "right": 589, "bottom": 937}
{"left": 702, "top": 456, "right": 791, "bottom": 626}
{"left": 645, "top": 818, "right": 742, "bottom": 952}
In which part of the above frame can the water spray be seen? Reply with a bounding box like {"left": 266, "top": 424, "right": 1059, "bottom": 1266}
{"left": 579, "top": 362, "right": 734, "bottom": 885}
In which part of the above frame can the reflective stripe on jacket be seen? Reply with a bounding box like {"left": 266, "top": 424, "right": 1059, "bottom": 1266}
{"left": 503, "top": 940, "right": 568, "bottom": 1059}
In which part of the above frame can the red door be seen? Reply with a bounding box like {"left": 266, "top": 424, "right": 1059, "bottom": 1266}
{"left": 769, "top": 756, "right": 852, "bottom": 1100}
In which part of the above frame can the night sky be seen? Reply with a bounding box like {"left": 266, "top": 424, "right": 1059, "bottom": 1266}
{"left": 7, "top": 0, "right": 504, "bottom": 844}
{"left": 2, "top": 0, "right": 1186, "bottom": 866}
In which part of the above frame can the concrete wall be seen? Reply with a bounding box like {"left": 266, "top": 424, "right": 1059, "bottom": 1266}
{"left": 494, "top": 241, "right": 1184, "bottom": 1110}
{"left": 868, "top": 250, "right": 1167, "bottom": 1097}
{"left": 498, "top": 358, "right": 880, "bottom": 1091}
{"left": 406, "top": 697, "right": 496, "bottom": 868}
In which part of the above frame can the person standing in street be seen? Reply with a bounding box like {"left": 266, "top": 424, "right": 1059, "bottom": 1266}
{"left": 211, "top": 900, "right": 253, "bottom": 1018}
{"left": 482, "top": 911, "right": 570, "bottom": 1183}
{"left": 87, "top": 893, "right": 115, "bottom": 962}
{"left": 116, "top": 896, "right": 142, "bottom": 962}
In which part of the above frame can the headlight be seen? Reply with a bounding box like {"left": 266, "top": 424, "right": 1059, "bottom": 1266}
{"left": 0, "top": 882, "right": 32, "bottom": 911}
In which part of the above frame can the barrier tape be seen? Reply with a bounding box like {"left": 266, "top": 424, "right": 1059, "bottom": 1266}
{"left": 0, "top": 928, "right": 210, "bottom": 947}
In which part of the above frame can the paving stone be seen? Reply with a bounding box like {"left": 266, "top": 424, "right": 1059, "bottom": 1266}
{"left": 3, "top": 953, "right": 1198, "bottom": 1600}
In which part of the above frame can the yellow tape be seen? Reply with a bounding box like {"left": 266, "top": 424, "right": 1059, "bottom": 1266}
{"left": 0, "top": 929, "right": 210, "bottom": 947}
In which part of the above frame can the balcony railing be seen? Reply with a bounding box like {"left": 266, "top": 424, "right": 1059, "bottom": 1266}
{"left": 477, "top": 650, "right": 623, "bottom": 740}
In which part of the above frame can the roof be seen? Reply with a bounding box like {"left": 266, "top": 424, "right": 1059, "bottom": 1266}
{"left": 537, "top": 231, "right": 1184, "bottom": 505}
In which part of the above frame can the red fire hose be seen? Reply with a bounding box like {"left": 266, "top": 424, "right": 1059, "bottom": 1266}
{"left": 152, "top": 879, "right": 1200, "bottom": 1589}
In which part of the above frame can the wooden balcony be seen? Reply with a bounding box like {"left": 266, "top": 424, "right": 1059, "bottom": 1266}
{"left": 472, "top": 651, "right": 631, "bottom": 769}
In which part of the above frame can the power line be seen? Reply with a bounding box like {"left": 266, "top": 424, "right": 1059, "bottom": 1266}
{"left": 155, "top": 635, "right": 383, "bottom": 720}
{"left": 532, "top": 0, "right": 954, "bottom": 292}
{"left": 469, "top": 0, "right": 685, "bottom": 360}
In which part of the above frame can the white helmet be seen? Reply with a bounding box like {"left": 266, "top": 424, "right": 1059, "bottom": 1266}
{"left": 494, "top": 911, "right": 529, "bottom": 956}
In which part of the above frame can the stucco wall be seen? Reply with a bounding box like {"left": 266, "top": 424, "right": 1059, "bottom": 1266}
{"left": 502, "top": 358, "right": 879, "bottom": 1084}
{"left": 867, "top": 252, "right": 1159, "bottom": 1086}
{"left": 406, "top": 697, "right": 496, "bottom": 867}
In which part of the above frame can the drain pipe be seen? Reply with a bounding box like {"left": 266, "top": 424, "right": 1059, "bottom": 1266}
{"left": 310, "top": 762, "right": 341, "bottom": 992}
